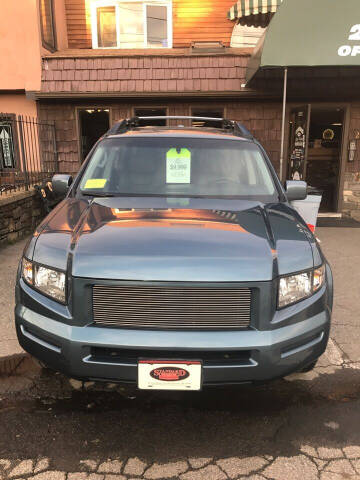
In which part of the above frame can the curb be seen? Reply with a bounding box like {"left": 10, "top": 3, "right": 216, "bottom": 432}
{"left": 0, "top": 353, "right": 31, "bottom": 377}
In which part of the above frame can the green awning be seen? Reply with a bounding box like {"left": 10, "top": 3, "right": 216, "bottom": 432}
{"left": 228, "top": 0, "right": 283, "bottom": 24}
{"left": 247, "top": 0, "right": 360, "bottom": 83}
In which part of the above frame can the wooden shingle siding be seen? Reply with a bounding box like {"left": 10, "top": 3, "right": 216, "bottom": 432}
{"left": 41, "top": 54, "right": 249, "bottom": 94}
{"left": 65, "top": 0, "right": 92, "bottom": 49}
{"left": 64, "top": 0, "right": 236, "bottom": 49}
{"left": 173, "top": 0, "right": 236, "bottom": 47}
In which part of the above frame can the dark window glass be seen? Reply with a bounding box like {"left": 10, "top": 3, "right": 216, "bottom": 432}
{"left": 191, "top": 109, "right": 224, "bottom": 128}
{"left": 79, "top": 137, "right": 277, "bottom": 202}
{"left": 97, "top": 6, "right": 117, "bottom": 48}
{"left": 146, "top": 5, "right": 168, "bottom": 47}
{"left": 134, "top": 108, "right": 167, "bottom": 126}
{"left": 40, "top": 0, "right": 56, "bottom": 51}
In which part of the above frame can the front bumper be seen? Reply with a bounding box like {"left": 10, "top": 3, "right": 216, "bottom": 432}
{"left": 15, "top": 302, "right": 331, "bottom": 386}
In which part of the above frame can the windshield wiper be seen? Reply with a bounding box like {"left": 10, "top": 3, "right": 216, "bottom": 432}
{"left": 81, "top": 191, "right": 115, "bottom": 197}
{"left": 79, "top": 192, "right": 272, "bottom": 201}
{"left": 80, "top": 193, "right": 226, "bottom": 199}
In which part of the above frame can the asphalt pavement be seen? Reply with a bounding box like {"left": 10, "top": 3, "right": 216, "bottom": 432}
{"left": 0, "top": 228, "right": 359, "bottom": 480}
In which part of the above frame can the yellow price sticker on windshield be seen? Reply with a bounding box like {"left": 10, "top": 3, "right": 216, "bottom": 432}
{"left": 84, "top": 179, "right": 107, "bottom": 189}
{"left": 166, "top": 148, "right": 191, "bottom": 184}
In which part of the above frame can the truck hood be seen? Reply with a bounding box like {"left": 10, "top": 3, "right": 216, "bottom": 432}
{"left": 31, "top": 197, "right": 315, "bottom": 282}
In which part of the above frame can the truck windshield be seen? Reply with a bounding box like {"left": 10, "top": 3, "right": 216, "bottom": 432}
{"left": 78, "top": 137, "right": 278, "bottom": 201}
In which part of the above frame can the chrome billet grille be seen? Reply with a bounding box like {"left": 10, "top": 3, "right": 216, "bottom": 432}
{"left": 92, "top": 284, "right": 251, "bottom": 329}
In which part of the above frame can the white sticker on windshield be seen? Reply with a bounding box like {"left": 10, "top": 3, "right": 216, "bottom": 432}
{"left": 166, "top": 148, "right": 191, "bottom": 184}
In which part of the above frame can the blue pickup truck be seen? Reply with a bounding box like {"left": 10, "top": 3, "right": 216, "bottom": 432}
{"left": 15, "top": 117, "right": 333, "bottom": 391}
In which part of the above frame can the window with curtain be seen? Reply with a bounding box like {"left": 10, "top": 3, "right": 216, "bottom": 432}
{"left": 97, "top": 7, "right": 117, "bottom": 47}
{"left": 40, "top": 0, "right": 56, "bottom": 51}
{"left": 146, "top": 5, "right": 168, "bottom": 47}
{"left": 93, "top": 1, "right": 172, "bottom": 49}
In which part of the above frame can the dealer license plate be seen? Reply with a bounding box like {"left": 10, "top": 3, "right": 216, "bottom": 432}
{"left": 138, "top": 360, "right": 202, "bottom": 391}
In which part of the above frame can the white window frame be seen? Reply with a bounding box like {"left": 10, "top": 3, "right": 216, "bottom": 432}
{"left": 91, "top": 0, "right": 173, "bottom": 49}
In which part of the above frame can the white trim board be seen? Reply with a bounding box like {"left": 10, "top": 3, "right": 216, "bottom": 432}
{"left": 318, "top": 213, "right": 343, "bottom": 218}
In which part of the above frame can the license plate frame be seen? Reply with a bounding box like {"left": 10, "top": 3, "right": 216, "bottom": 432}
{"left": 137, "top": 359, "right": 202, "bottom": 391}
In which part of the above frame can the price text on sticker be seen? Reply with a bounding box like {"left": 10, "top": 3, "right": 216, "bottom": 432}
{"left": 166, "top": 148, "right": 191, "bottom": 184}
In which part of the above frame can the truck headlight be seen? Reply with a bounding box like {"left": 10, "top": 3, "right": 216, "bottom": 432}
{"left": 278, "top": 265, "right": 325, "bottom": 309}
{"left": 22, "top": 258, "right": 66, "bottom": 303}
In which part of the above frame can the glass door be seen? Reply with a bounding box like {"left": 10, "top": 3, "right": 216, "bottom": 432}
{"left": 287, "top": 105, "right": 345, "bottom": 212}
{"left": 307, "top": 107, "right": 344, "bottom": 212}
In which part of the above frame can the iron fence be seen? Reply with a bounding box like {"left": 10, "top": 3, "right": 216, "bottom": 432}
{"left": 0, "top": 113, "right": 58, "bottom": 195}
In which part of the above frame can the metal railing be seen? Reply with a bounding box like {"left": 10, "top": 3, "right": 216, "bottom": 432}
{"left": 0, "top": 113, "right": 58, "bottom": 195}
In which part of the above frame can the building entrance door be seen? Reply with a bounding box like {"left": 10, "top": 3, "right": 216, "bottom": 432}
{"left": 79, "top": 108, "right": 110, "bottom": 161}
{"left": 288, "top": 106, "right": 344, "bottom": 212}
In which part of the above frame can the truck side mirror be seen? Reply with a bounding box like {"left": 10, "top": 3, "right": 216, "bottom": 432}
{"left": 52, "top": 174, "right": 73, "bottom": 198}
{"left": 285, "top": 180, "right": 307, "bottom": 201}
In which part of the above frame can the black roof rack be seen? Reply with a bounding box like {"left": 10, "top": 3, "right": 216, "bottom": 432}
{"left": 105, "top": 116, "right": 254, "bottom": 140}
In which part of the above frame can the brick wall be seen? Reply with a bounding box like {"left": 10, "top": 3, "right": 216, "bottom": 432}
{"left": 38, "top": 99, "right": 283, "bottom": 173}
{"left": 0, "top": 191, "right": 44, "bottom": 247}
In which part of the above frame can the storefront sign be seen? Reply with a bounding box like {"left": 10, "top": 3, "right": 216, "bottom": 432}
{"left": 338, "top": 25, "right": 360, "bottom": 57}
{"left": 289, "top": 111, "right": 307, "bottom": 181}
{"left": 0, "top": 124, "right": 15, "bottom": 168}
{"left": 323, "top": 129, "right": 335, "bottom": 141}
